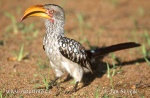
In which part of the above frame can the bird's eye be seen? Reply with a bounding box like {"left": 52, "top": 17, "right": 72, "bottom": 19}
{"left": 49, "top": 10, "right": 54, "bottom": 14}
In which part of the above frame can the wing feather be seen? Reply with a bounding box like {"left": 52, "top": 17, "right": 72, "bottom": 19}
{"left": 58, "top": 37, "right": 93, "bottom": 73}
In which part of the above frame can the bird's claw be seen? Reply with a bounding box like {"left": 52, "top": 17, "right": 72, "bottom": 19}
{"left": 48, "top": 81, "right": 57, "bottom": 89}
{"left": 47, "top": 77, "right": 59, "bottom": 89}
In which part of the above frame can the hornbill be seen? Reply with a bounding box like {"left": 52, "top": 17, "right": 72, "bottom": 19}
{"left": 21, "top": 4, "right": 140, "bottom": 93}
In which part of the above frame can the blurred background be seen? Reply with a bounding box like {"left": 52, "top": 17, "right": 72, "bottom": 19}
{"left": 0, "top": 0, "right": 150, "bottom": 97}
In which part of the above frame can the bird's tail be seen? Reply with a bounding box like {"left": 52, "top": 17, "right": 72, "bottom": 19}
{"left": 86, "top": 42, "right": 141, "bottom": 59}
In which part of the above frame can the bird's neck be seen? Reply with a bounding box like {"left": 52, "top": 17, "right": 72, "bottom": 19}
{"left": 44, "top": 19, "right": 64, "bottom": 37}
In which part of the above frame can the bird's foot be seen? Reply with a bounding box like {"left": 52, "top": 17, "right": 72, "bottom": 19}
{"left": 48, "top": 77, "right": 59, "bottom": 89}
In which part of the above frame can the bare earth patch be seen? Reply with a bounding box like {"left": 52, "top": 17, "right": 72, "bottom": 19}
{"left": 0, "top": 0, "right": 150, "bottom": 97}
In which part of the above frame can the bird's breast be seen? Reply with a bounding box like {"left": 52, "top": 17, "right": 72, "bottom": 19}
{"left": 43, "top": 35, "right": 62, "bottom": 64}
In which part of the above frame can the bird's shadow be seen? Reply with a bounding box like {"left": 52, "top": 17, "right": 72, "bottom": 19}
{"left": 61, "top": 47, "right": 150, "bottom": 91}
{"left": 81, "top": 54, "right": 150, "bottom": 90}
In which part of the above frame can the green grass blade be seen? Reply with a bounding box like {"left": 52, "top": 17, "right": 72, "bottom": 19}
{"left": 18, "top": 45, "right": 24, "bottom": 61}
{"left": 144, "top": 58, "right": 150, "bottom": 66}
{"left": 95, "top": 86, "right": 100, "bottom": 98}
{"left": 0, "top": 91, "right": 2, "bottom": 98}
{"left": 107, "top": 63, "right": 110, "bottom": 78}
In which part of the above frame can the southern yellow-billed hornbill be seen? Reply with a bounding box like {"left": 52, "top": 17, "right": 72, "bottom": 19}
{"left": 21, "top": 4, "right": 140, "bottom": 93}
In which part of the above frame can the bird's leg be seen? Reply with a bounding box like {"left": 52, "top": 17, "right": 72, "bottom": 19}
{"left": 48, "top": 77, "right": 59, "bottom": 89}
{"left": 65, "top": 81, "right": 79, "bottom": 94}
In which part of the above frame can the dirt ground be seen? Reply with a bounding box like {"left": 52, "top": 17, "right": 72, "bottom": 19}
{"left": 0, "top": 0, "right": 150, "bottom": 98}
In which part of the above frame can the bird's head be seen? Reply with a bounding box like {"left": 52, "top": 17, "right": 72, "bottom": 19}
{"left": 21, "top": 4, "right": 65, "bottom": 24}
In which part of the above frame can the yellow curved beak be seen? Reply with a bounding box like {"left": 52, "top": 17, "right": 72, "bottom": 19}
{"left": 21, "top": 5, "right": 51, "bottom": 21}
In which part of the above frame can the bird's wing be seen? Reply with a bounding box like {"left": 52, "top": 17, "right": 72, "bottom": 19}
{"left": 58, "top": 37, "right": 93, "bottom": 73}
